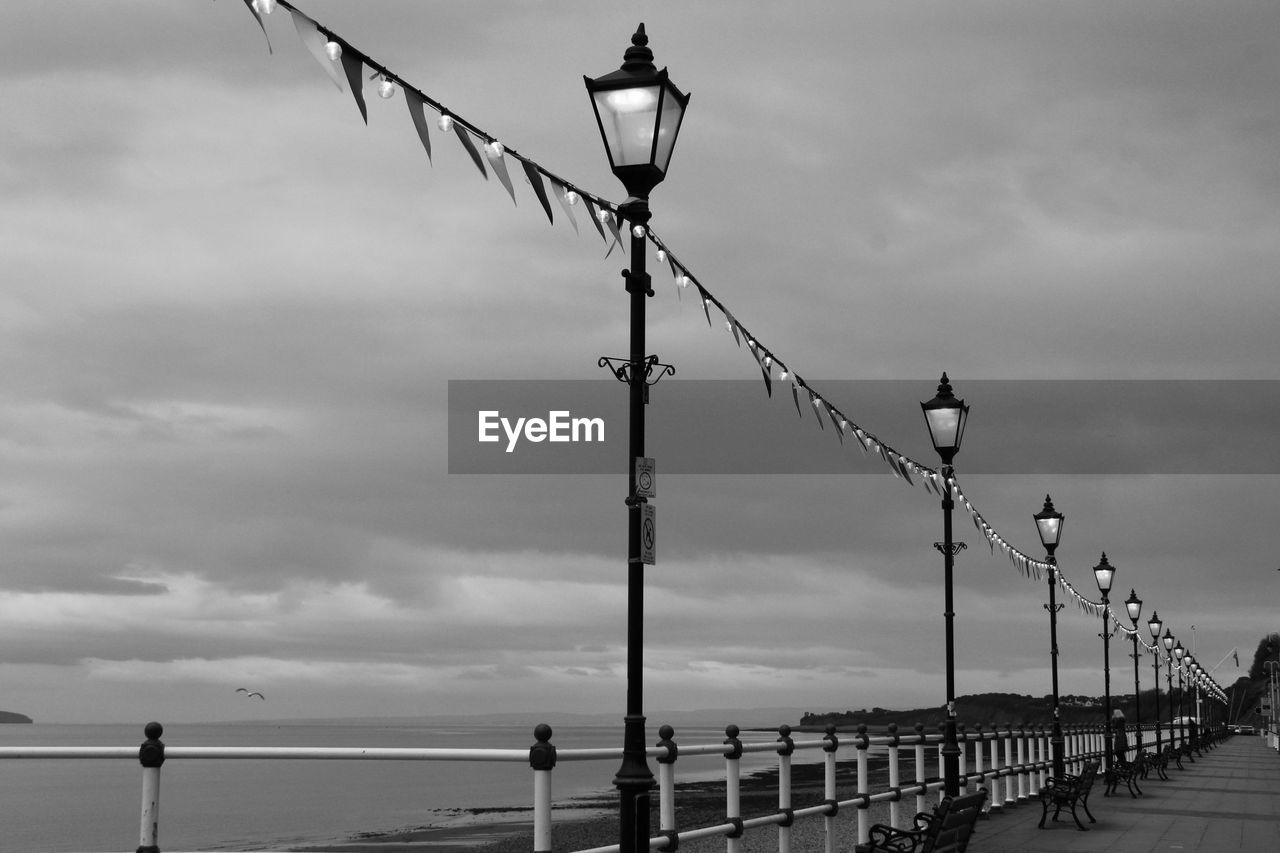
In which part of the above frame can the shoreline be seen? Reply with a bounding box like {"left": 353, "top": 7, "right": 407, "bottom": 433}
{"left": 296, "top": 758, "right": 896, "bottom": 853}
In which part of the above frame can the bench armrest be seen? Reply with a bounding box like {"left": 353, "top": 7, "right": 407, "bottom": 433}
{"left": 864, "top": 822, "right": 927, "bottom": 853}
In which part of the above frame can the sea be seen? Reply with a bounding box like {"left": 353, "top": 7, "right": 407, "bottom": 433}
{"left": 0, "top": 720, "right": 798, "bottom": 852}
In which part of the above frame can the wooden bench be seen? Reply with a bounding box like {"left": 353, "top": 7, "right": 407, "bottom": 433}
{"left": 1104, "top": 758, "right": 1143, "bottom": 798}
{"left": 854, "top": 788, "right": 988, "bottom": 853}
{"left": 1139, "top": 748, "right": 1169, "bottom": 781}
{"left": 1038, "top": 760, "right": 1098, "bottom": 831}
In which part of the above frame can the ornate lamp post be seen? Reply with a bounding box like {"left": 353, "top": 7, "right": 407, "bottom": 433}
{"left": 585, "top": 26, "right": 689, "bottom": 853}
{"left": 1162, "top": 629, "right": 1176, "bottom": 750}
{"left": 1124, "top": 589, "right": 1143, "bottom": 757}
{"left": 921, "top": 373, "right": 969, "bottom": 798}
{"left": 1093, "top": 553, "right": 1116, "bottom": 772}
{"left": 1033, "top": 494, "right": 1066, "bottom": 778}
{"left": 1148, "top": 610, "right": 1163, "bottom": 754}
{"left": 1173, "top": 641, "right": 1187, "bottom": 755}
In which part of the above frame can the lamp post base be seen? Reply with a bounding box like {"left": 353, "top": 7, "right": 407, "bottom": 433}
{"left": 615, "top": 714, "right": 654, "bottom": 853}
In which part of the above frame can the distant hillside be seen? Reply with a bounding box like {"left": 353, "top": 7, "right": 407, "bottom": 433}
{"left": 798, "top": 692, "right": 1137, "bottom": 731}
{"left": 1, "top": 711, "right": 33, "bottom": 724}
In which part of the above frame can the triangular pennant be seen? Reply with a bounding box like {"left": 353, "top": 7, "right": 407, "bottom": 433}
{"left": 791, "top": 381, "right": 803, "bottom": 418}
{"left": 827, "top": 405, "right": 844, "bottom": 439}
{"left": 601, "top": 207, "right": 625, "bottom": 250}
{"left": 549, "top": 179, "right": 579, "bottom": 233}
{"left": 583, "top": 197, "right": 608, "bottom": 242}
{"left": 240, "top": 0, "right": 273, "bottom": 54}
{"left": 522, "top": 161, "right": 553, "bottom": 224}
{"left": 404, "top": 90, "right": 434, "bottom": 163}
{"left": 897, "top": 457, "right": 914, "bottom": 484}
{"left": 291, "top": 12, "right": 343, "bottom": 89}
{"left": 694, "top": 282, "right": 713, "bottom": 327}
{"left": 453, "top": 126, "right": 489, "bottom": 178}
{"left": 486, "top": 144, "right": 517, "bottom": 204}
{"left": 753, "top": 349, "right": 773, "bottom": 398}
{"left": 725, "top": 312, "right": 741, "bottom": 347}
{"left": 809, "top": 391, "right": 824, "bottom": 429}
{"left": 339, "top": 51, "right": 368, "bottom": 124}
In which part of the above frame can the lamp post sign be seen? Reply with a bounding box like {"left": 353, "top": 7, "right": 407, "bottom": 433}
{"left": 635, "top": 457, "right": 655, "bottom": 498}
{"left": 641, "top": 503, "right": 656, "bottom": 565}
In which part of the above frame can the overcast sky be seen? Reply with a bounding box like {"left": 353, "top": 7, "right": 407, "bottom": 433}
{"left": 2, "top": 1, "right": 1277, "bottom": 726}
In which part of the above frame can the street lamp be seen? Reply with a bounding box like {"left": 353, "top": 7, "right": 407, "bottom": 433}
{"left": 1033, "top": 494, "right": 1066, "bottom": 778}
{"left": 1148, "top": 610, "right": 1163, "bottom": 754}
{"left": 585, "top": 26, "right": 688, "bottom": 853}
{"left": 1124, "top": 590, "right": 1143, "bottom": 758}
{"left": 921, "top": 373, "right": 969, "bottom": 798}
{"left": 1162, "top": 629, "right": 1176, "bottom": 752}
{"left": 1173, "top": 642, "right": 1189, "bottom": 758}
{"left": 1093, "top": 553, "right": 1116, "bottom": 772}
{"left": 1185, "top": 654, "right": 1200, "bottom": 754}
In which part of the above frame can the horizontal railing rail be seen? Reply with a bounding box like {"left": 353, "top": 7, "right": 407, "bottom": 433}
{"left": 1, "top": 719, "right": 1222, "bottom": 853}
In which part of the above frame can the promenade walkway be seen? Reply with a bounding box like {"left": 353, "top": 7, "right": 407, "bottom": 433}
{"left": 963, "top": 735, "right": 1280, "bottom": 853}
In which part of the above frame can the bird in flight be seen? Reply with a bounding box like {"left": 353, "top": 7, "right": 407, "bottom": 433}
{"left": 235, "top": 688, "right": 266, "bottom": 700}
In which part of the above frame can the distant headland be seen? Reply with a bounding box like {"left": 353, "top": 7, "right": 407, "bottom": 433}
{"left": 1, "top": 710, "right": 34, "bottom": 724}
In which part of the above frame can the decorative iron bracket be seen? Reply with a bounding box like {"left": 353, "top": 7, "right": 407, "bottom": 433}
{"left": 933, "top": 542, "right": 968, "bottom": 556}
{"left": 598, "top": 355, "right": 675, "bottom": 403}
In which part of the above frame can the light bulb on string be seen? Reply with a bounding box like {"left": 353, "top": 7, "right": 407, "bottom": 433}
{"left": 324, "top": 40, "right": 342, "bottom": 61}
{"left": 632, "top": 225, "right": 646, "bottom": 239}
{"left": 485, "top": 140, "right": 504, "bottom": 159}
{"left": 251, "top": 0, "right": 276, "bottom": 14}
{"left": 564, "top": 190, "right": 579, "bottom": 206}
{"left": 437, "top": 114, "right": 454, "bottom": 133}
{"left": 376, "top": 76, "right": 396, "bottom": 99}
{"left": 597, "top": 209, "right": 611, "bottom": 225}
{"left": 655, "top": 249, "right": 666, "bottom": 264}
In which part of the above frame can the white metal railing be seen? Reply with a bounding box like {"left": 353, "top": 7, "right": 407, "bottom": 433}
{"left": 2, "top": 719, "right": 1148, "bottom": 853}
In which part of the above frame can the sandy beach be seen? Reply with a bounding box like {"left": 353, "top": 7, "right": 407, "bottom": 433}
{"left": 298, "top": 758, "right": 904, "bottom": 853}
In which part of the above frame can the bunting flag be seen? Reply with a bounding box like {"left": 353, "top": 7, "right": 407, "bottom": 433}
{"left": 241, "top": 0, "right": 273, "bottom": 53}
{"left": 452, "top": 125, "right": 488, "bottom": 178}
{"left": 230, "top": 3, "right": 1227, "bottom": 701}
{"left": 486, "top": 143, "right": 517, "bottom": 204}
{"left": 338, "top": 49, "right": 367, "bottom": 123}
{"left": 523, "top": 161, "right": 553, "bottom": 224}
{"left": 290, "top": 10, "right": 342, "bottom": 89}
{"left": 404, "top": 91, "right": 433, "bottom": 162}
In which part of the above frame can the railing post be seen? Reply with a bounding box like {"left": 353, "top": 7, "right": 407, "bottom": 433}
{"left": 656, "top": 725, "right": 678, "bottom": 851}
{"left": 1001, "top": 724, "right": 1016, "bottom": 810}
{"left": 823, "top": 725, "right": 839, "bottom": 853}
{"left": 855, "top": 725, "right": 870, "bottom": 847}
{"left": 913, "top": 723, "right": 927, "bottom": 817}
{"left": 987, "top": 725, "right": 1002, "bottom": 812}
{"left": 776, "top": 725, "right": 794, "bottom": 853}
{"left": 530, "top": 724, "right": 557, "bottom": 853}
{"left": 1016, "top": 724, "right": 1028, "bottom": 804}
{"left": 137, "top": 722, "right": 164, "bottom": 853}
{"left": 971, "top": 725, "right": 985, "bottom": 798}
{"left": 1026, "top": 726, "right": 1039, "bottom": 798}
{"left": 957, "top": 723, "right": 968, "bottom": 794}
{"left": 886, "top": 723, "right": 901, "bottom": 829}
{"left": 724, "top": 725, "right": 743, "bottom": 853}
{"left": 1033, "top": 726, "right": 1045, "bottom": 795}
{"left": 935, "top": 722, "right": 945, "bottom": 803}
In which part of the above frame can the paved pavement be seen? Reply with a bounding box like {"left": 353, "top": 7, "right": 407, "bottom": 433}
{"left": 963, "top": 735, "right": 1280, "bottom": 853}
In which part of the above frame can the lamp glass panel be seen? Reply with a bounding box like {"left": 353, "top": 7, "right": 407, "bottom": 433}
{"left": 925, "top": 407, "right": 961, "bottom": 450}
{"left": 1126, "top": 597, "right": 1142, "bottom": 622}
{"left": 1036, "top": 516, "right": 1061, "bottom": 548}
{"left": 1094, "top": 565, "right": 1115, "bottom": 594}
{"left": 593, "top": 84, "right": 662, "bottom": 167}
{"left": 653, "top": 84, "right": 685, "bottom": 172}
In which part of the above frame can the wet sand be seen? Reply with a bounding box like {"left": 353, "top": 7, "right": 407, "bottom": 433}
{"left": 296, "top": 759, "right": 900, "bottom": 853}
